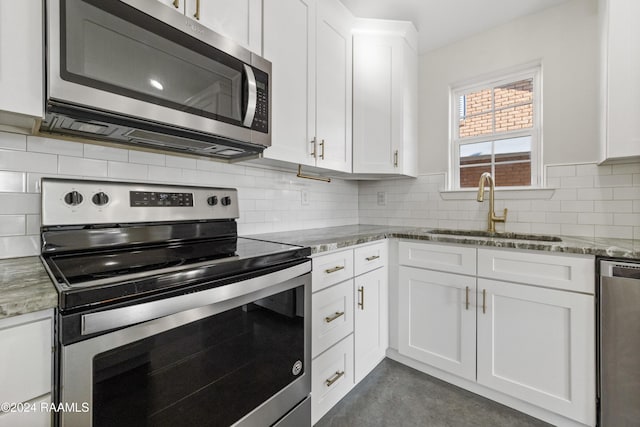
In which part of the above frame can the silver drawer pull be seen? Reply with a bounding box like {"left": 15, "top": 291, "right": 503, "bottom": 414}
{"left": 324, "top": 311, "right": 345, "bottom": 323}
{"left": 365, "top": 255, "right": 380, "bottom": 261}
{"left": 325, "top": 370, "right": 345, "bottom": 387}
{"left": 325, "top": 265, "right": 345, "bottom": 274}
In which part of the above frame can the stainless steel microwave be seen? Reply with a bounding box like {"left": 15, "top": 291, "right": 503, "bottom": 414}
{"left": 42, "top": 0, "right": 271, "bottom": 162}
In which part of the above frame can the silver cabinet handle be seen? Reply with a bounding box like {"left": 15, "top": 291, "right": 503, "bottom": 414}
{"left": 319, "top": 139, "right": 325, "bottom": 160}
{"left": 465, "top": 286, "right": 469, "bottom": 310}
{"left": 325, "top": 265, "right": 345, "bottom": 274}
{"left": 325, "top": 370, "right": 345, "bottom": 387}
{"left": 482, "top": 289, "right": 487, "bottom": 314}
{"left": 242, "top": 64, "right": 257, "bottom": 127}
{"left": 394, "top": 150, "right": 399, "bottom": 167}
{"left": 324, "top": 311, "right": 344, "bottom": 323}
{"left": 365, "top": 255, "right": 380, "bottom": 261}
{"left": 358, "top": 286, "right": 364, "bottom": 310}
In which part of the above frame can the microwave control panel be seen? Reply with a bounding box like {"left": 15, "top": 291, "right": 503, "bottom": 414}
{"left": 252, "top": 68, "right": 269, "bottom": 134}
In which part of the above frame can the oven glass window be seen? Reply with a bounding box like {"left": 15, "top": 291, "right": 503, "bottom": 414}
{"left": 92, "top": 286, "right": 305, "bottom": 426}
{"left": 62, "top": 0, "right": 245, "bottom": 126}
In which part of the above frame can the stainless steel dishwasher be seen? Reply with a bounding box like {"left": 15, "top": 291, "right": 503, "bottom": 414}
{"left": 599, "top": 259, "right": 640, "bottom": 426}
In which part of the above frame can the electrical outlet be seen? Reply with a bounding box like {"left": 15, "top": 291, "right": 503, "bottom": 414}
{"left": 301, "top": 190, "right": 309, "bottom": 206}
{"left": 377, "top": 191, "right": 386, "bottom": 206}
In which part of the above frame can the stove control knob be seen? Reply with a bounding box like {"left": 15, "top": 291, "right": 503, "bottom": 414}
{"left": 92, "top": 192, "right": 110, "bottom": 206}
{"left": 221, "top": 196, "right": 232, "bottom": 206}
{"left": 207, "top": 196, "right": 218, "bottom": 206}
{"left": 64, "top": 191, "right": 83, "bottom": 206}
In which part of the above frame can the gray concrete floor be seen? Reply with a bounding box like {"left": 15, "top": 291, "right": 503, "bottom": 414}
{"left": 315, "top": 358, "right": 553, "bottom": 427}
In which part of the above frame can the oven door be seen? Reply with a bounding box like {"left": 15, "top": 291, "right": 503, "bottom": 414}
{"left": 59, "top": 264, "right": 310, "bottom": 427}
{"left": 48, "top": 0, "right": 270, "bottom": 145}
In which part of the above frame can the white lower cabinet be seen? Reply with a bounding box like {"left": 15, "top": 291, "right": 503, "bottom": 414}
{"left": 311, "top": 241, "right": 388, "bottom": 424}
{"left": 354, "top": 266, "right": 388, "bottom": 383}
{"left": 0, "top": 309, "right": 53, "bottom": 427}
{"left": 396, "top": 241, "right": 596, "bottom": 426}
{"left": 398, "top": 266, "right": 476, "bottom": 381}
{"left": 477, "top": 278, "right": 595, "bottom": 426}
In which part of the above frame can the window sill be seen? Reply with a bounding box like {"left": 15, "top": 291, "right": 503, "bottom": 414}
{"left": 439, "top": 187, "right": 555, "bottom": 200}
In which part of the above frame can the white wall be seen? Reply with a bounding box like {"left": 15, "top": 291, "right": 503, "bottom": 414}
{"left": 419, "top": 0, "right": 600, "bottom": 175}
{"left": 0, "top": 132, "right": 359, "bottom": 259}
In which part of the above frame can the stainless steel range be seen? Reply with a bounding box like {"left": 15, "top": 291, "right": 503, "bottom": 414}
{"left": 40, "top": 178, "right": 311, "bottom": 427}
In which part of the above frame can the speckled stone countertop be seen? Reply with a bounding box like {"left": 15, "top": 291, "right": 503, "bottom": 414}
{"left": 0, "top": 257, "right": 57, "bottom": 320}
{"left": 248, "top": 224, "right": 640, "bottom": 259}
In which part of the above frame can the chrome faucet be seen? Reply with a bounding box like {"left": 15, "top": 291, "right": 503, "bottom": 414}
{"left": 477, "top": 172, "right": 507, "bottom": 232}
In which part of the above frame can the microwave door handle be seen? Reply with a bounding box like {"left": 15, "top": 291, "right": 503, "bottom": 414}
{"left": 243, "top": 64, "right": 257, "bottom": 127}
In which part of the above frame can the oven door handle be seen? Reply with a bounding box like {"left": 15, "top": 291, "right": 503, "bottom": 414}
{"left": 81, "top": 260, "right": 310, "bottom": 336}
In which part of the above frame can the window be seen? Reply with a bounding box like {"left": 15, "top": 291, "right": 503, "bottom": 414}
{"left": 451, "top": 67, "right": 541, "bottom": 189}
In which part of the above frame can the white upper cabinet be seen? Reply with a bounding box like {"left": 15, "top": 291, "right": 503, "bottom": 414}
{"left": 262, "top": 0, "right": 353, "bottom": 173}
{"left": 315, "top": 0, "right": 353, "bottom": 173}
{"left": 599, "top": 0, "right": 640, "bottom": 162}
{"left": 262, "top": 0, "right": 316, "bottom": 167}
{"left": 157, "top": 0, "right": 262, "bottom": 53}
{"left": 0, "top": 0, "right": 44, "bottom": 132}
{"left": 352, "top": 21, "right": 418, "bottom": 177}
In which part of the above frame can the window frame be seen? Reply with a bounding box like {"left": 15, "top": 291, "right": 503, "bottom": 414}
{"left": 449, "top": 66, "right": 542, "bottom": 190}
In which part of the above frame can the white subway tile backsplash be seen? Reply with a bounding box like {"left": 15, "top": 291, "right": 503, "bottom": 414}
{"left": 546, "top": 165, "right": 576, "bottom": 178}
{"left": 613, "top": 187, "right": 640, "bottom": 200}
{"left": 0, "top": 235, "right": 40, "bottom": 259}
{"left": 0, "top": 215, "right": 25, "bottom": 236}
{"left": 107, "top": 161, "right": 148, "bottom": 180}
{"left": 611, "top": 163, "right": 640, "bottom": 175}
{"left": 577, "top": 188, "right": 613, "bottom": 201}
{"left": 0, "top": 171, "right": 25, "bottom": 192}
{"left": 561, "top": 224, "right": 594, "bottom": 238}
{"left": 58, "top": 156, "right": 108, "bottom": 177}
{"left": 595, "top": 174, "right": 633, "bottom": 187}
{"left": 546, "top": 212, "right": 578, "bottom": 224}
{"left": 560, "top": 175, "right": 594, "bottom": 188}
{"left": 165, "top": 155, "right": 197, "bottom": 170}
{"left": 129, "top": 150, "right": 165, "bottom": 166}
{"left": 613, "top": 214, "right": 640, "bottom": 227}
{"left": 83, "top": 144, "right": 129, "bottom": 162}
{"left": 0, "top": 132, "right": 26, "bottom": 151}
{"left": 0, "top": 149, "right": 57, "bottom": 173}
{"left": 0, "top": 193, "right": 40, "bottom": 214}
{"left": 634, "top": 200, "right": 640, "bottom": 213}
{"left": 595, "top": 225, "right": 633, "bottom": 239}
{"left": 561, "top": 201, "right": 594, "bottom": 212}
{"left": 26, "top": 215, "right": 40, "bottom": 235}
{"left": 148, "top": 165, "right": 183, "bottom": 183}
{"left": 578, "top": 212, "right": 613, "bottom": 225}
{"left": 594, "top": 200, "right": 633, "bottom": 213}
{"left": 28, "top": 136, "right": 83, "bottom": 157}
{"left": 576, "top": 164, "right": 611, "bottom": 176}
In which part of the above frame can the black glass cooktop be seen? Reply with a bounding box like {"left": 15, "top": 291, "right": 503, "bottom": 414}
{"left": 43, "top": 237, "right": 310, "bottom": 311}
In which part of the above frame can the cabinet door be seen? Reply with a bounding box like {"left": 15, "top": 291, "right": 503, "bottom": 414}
{"left": 352, "top": 33, "right": 402, "bottom": 174}
{"left": 477, "top": 279, "right": 595, "bottom": 426}
{"left": 315, "top": 0, "right": 352, "bottom": 173}
{"left": 0, "top": 0, "right": 43, "bottom": 119}
{"left": 155, "top": 0, "right": 185, "bottom": 13}
{"left": 262, "top": 0, "right": 316, "bottom": 166}
{"left": 603, "top": 0, "right": 640, "bottom": 160}
{"left": 398, "top": 266, "right": 476, "bottom": 381}
{"left": 185, "top": 0, "right": 262, "bottom": 53}
{"left": 354, "top": 266, "right": 388, "bottom": 383}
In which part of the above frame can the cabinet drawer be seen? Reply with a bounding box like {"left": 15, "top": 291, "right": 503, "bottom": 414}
{"left": 477, "top": 249, "right": 595, "bottom": 293}
{"left": 311, "top": 334, "right": 354, "bottom": 425}
{"left": 0, "top": 312, "right": 52, "bottom": 406}
{"left": 0, "top": 394, "right": 51, "bottom": 427}
{"left": 399, "top": 241, "right": 476, "bottom": 275}
{"left": 312, "top": 280, "right": 354, "bottom": 357}
{"left": 354, "top": 241, "right": 387, "bottom": 276}
{"left": 312, "top": 249, "right": 354, "bottom": 292}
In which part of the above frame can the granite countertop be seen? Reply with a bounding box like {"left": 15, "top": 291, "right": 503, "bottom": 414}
{"left": 248, "top": 224, "right": 640, "bottom": 259}
{"left": 0, "top": 256, "right": 57, "bottom": 320}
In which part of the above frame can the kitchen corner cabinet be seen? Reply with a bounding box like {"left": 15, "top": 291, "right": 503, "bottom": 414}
{"left": 310, "top": 240, "right": 388, "bottom": 424}
{"left": 156, "top": 0, "right": 262, "bottom": 53}
{"left": 352, "top": 23, "right": 418, "bottom": 177}
{"left": 599, "top": 0, "right": 640, "bottom": 162}
{"left": 262, "top": 0, "right": 353, "bottom": 173}
{"left": 0, "top": 309, "right": 53, "bottom": 427}
{"left": 397, "top": 241, "right": 596, "bottom": 426}
{"left": 0, "top": 0, "right": 44, "bottom": 133}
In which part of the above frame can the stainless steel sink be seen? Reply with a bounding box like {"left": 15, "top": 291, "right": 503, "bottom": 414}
{"left": 425, "top": 229, "right": 562, "bottom": 242}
